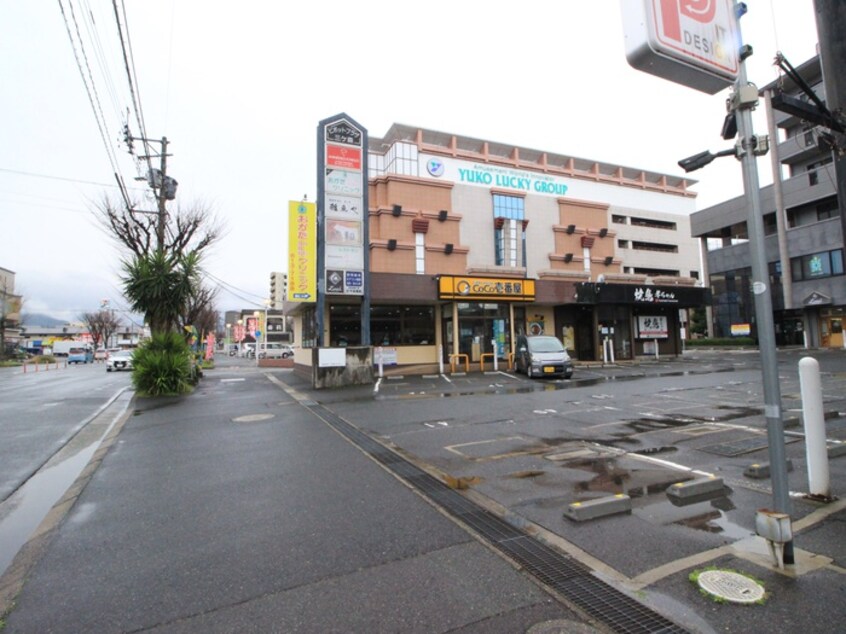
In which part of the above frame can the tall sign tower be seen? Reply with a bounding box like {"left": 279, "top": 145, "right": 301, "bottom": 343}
{"left": 316, "top": 114, "right": 370, "bottom": 347}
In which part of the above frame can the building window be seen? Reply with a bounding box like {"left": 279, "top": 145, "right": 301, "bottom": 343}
{"left": 415, "top": 233, "right": 425, "bottom": 274}
{"left": 630, "top": 217, "right": 676, "bottom": 230}
{"left": 612, "top": 214, "right": 627, "bottom": 224}
{"left": 633, "top": 267, "right": 679, "bottom": 277}
{"left": 493, "top": 194, "right": 525, "bottom": 267}
{"left": 329, "top": 304, "right": 361, "bottom": 347}
{"left": 791, "top": 249, "right": 845, "bottom": 282}
{"left": 371, "top": 306, "right": 435, "bottom": 346}
{"left": 617, "top": 239, "right": 629, "bottom": 249}
{"left": 630, "top": 241, "right": 678, "bottom": 253}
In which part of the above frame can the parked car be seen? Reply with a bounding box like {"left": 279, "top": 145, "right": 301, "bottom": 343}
{"left": 106, "top": 349, "right": 134, "bottom": 372}
{"left": 258, "top": 343, "right": 294, "bottom": 359}
{"left": 94, "top": 348, "right": 108, "bottom": 361}
{"left": 514, "top": 335, "right": 573, "bottom": 379}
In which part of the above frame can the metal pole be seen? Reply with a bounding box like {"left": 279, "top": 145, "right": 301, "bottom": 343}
{"left": 734, "top": 3, "right": 793, "bottom": 564}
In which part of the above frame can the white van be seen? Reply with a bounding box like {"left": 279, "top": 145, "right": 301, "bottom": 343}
{"left": 258, "top": 343, "right": 293, "bottom": 359}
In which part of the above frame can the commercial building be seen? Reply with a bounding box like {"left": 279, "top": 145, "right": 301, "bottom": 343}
{"left": 691, "top": 56, "right": 844, "bottom": 348}
{"left": 287, "top": 122, "right": 708, "bottom": 375}
{"left": 1, "top": 266, "right": 22, "bottom": 354}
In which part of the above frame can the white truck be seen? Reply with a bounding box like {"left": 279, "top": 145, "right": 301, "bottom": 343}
{"left": 52, "top": 340, "right": 81, "bottom": 356}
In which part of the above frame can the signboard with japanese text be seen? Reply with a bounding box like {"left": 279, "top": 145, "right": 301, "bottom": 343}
{"left": 438, "top": 276, "right": 536, "bottom": 302}
{"left": 637, "top": 315, "right": 669, "bottom": 338}
{"left": 326, "top": 144, "right": 362, "bottom": 170}
{"left": 287, "top": 200, "right": 317, "bottom": 301}
{"left": 321, "top": 115, "right": 366, "bottom": 296}
{"left": 621, "top": 0, "right": 740, "bottom": 94}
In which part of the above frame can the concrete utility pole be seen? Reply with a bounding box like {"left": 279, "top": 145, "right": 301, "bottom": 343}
{"left": 814, "top": 0, "right": 846, "bottom": 242}
{"left": 157, "top": 136, "right": 169, "bottom": 255}
{"left": 128, "top": 131, "right": 176, "bottom": 254}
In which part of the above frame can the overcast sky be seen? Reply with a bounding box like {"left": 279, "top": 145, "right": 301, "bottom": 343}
{"left": 1, "top": 1, "right": 820, "bottom": 323}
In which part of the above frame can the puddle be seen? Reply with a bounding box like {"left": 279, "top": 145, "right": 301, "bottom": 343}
{"left": 634, "top": 497, "right": 753, "bottom": 540}
{"left": 0, "top": 396, "right": 127, "bottom": 578}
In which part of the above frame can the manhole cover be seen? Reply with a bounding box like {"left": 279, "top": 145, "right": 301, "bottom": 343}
{"left": 232, "top": 413, "right": 275, "bottom": 423}
{"left": 696, "top": 570, "right": 765, "bottom": 604}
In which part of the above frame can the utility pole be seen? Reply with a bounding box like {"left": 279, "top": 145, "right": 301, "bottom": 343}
{"left": 157, "top": 136, "right": 169, "bottom": 255}
{"left": 124, "top": 127, "right": 177, "bottom": 254}
{"left": 814, "top": 0, "right": 846, "bottom": 242}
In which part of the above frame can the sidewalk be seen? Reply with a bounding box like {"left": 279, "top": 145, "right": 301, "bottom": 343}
{"left": 1, "top": 364, "right": 597, "bottom": 633}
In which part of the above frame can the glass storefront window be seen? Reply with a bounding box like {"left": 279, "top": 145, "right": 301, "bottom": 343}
{"left": 371, "top": 305, "right": 435, "bottom": 346}
{"left": 328, "top": 304, "right": 361, "bottom": 347}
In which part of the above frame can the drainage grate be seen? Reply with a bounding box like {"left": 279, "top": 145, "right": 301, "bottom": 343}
{"left": 308, "top": 402, "right": 689, "bottom": 634}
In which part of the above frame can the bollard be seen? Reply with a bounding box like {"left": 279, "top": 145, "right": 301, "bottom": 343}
{"left": 654, "top": 338, "right": 659, "bottom": 360}
{"left": 438, "top": 345, "right": 444, "bottom": 375}
{"left": 491, "top": 339, "right": 498, "bottom": 372}
{"left": 377, "top": 346, "right": 384, "bottom": 379}
{"left": 799, "top": 356, "right": 830, "bottom": 498}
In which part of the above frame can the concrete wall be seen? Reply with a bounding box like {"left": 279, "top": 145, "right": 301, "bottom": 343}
{"left": 311, "top": 346, "right": 374, "bottom": 389}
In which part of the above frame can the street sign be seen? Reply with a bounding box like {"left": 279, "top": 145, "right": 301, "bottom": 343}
{"left": 621, "top": 0, "right": 740, "bottom": 94}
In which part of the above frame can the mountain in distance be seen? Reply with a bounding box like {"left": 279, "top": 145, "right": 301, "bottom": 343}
{"left": 22, "top": 313, "right": 69, "bottom": 328}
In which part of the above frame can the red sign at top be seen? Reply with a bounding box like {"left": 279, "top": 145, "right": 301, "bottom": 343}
{"left": 326, "top": 144, "right": 362, "bottom": 171}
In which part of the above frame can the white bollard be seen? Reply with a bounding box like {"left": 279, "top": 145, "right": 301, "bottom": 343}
{"left": 654, "top": 338, "right": 659, "bottom": 360}
{"left": 799, "top": 356, "right": 830, "bottom": 497}
{"left": 603, "top": 337, "right": 609, "bottom": 364}
{"left": 438, "top": 345, "right": 444, "bottom": 375}
{"left": 491, "top": 339, "right": 498, "bottom": 372}
{"left": 377, "top": 346, "right": 384, "bottom": 379}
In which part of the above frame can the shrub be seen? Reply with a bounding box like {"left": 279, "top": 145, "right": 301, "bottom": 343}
{"left": 131, "top": 332, "right": 194, "bottom": 396}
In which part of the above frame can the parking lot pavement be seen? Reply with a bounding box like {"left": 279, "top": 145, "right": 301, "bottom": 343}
{"left": 278, "top": 348, "right": 846, "bottom": 633}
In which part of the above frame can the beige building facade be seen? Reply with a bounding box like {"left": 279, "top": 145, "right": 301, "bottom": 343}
{"left": 288, "top": 124, "right": 707, "bottom": 375}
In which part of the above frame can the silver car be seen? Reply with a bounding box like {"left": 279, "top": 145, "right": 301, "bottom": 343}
{"left": 106, "top": 349, "right": 134, "bottom": 372}
{"left": 515, "top": 335, "right": 573, "bottom": 379}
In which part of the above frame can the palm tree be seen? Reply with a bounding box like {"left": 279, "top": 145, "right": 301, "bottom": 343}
{"left": 122, "top": 251, "right": 200, "bottom": 335}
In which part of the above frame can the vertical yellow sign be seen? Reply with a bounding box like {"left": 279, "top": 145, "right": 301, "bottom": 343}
{"left": 288, "top": 200, "right": 316, "bottom": 301}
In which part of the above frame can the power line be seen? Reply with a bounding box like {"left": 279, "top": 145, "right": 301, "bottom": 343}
{"left": 57, "top": 0, "right": 134, "bottom": 212}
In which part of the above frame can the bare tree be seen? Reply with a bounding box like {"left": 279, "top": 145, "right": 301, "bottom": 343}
{"left": 95, "top": 195, "right": 223, "bottom": 260}
{"left": 95, "top": 195, "right": 224, "bottom": 335}
{"left": 80, "top": 309, "right": 122, "bottom": 351}
{"left": 181, "top": 284, "right": 219, "bottom": 339}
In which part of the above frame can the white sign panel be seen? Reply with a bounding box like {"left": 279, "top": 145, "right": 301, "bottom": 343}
{"left": 637, "top": 315, "right": 669, "bottom": 338}
{"left": 621, "top": 0, "right": 740, "bottom": 94}
{"left": 318, "top": 347, "right": 346, "bottom": 367}
{"left": 325, "top": 194, "right": 363, "bottom": 220}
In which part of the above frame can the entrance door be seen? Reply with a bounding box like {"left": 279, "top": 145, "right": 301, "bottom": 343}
{"left": 575, "top": 306, "right": 595, "bottom": 361}
{"left": 823, "top": 317, "right": 844, "bottom": 348}
{"left": 456, "top": 302, "right": 511, "bottom": 364}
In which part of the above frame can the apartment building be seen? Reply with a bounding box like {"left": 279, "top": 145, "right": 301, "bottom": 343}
{"left": 691, "top": 56, "right": 844, "bottom": 348}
